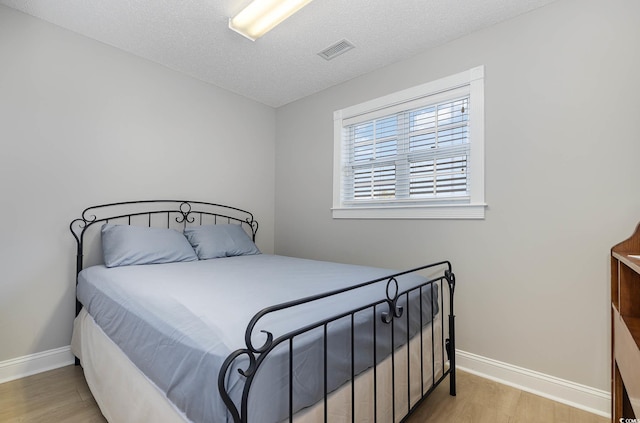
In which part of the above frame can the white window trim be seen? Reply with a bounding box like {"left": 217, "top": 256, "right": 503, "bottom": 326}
{"left": 332, "top": 66, "right": 486, "bottom": 219}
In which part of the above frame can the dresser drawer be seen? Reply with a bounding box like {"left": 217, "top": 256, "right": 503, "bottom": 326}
{"left": 614, "top": 307, "right": 640, "bottom": 417}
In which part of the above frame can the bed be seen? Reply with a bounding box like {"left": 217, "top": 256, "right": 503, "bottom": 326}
{"left": 69, "top": 200, "right": 456, "bottom": 423}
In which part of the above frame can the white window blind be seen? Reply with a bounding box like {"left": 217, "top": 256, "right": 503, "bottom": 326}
{"left": 333, "top": 66, "right": 485, "bottom": 219}
{"left": 342, "top": 96, "right": 470, "bottom": 204}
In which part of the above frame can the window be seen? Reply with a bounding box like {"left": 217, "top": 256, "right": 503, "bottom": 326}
{"left": 332, "top": 66, "right": 486, "bottom": 219}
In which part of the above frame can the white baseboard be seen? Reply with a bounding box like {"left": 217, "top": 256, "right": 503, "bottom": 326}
{"left": 455, "top": 349, "right": 610, "bottom": 418}
{"left": 0, "top": 346, "right": 75, "bottom": 384}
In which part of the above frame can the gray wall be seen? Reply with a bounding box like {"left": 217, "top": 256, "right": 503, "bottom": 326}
{"left": 0, "top": 5, "right": 276, "bottom": 362}
{"left": 274, "top": 0, "right": 640, "bottom": 391}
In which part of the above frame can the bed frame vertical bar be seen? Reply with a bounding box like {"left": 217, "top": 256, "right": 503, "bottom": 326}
{"left": 289, "top": 338, "right": 294, "bottom": 422}
{"left": 373, "top": 305, "right": 378, "bottom": 423}
{"left": 391, "top": 312, "right": 396, "bottom": 422}
{"left": 406, "top": 291, "right": 411, "bottom": 413}
{"left": 323, "top": 323, "right": 328, "bottom": 423}
{"left": 432, "top": 283, "right": 437, "bottom": 390}
{"left": 418, "top": 286, "right": 424, "bottom": 396}
{"left": 350, "top": 313, "right": 355, "bottom": 422}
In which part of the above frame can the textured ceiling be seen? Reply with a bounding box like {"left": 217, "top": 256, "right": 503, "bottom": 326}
{"left": 1, "top": 0, "right": 557, "bottom": 107}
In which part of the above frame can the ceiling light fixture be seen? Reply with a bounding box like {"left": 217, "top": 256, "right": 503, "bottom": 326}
{"left": 229, "top": 0, "right": 314, "bottom": 41}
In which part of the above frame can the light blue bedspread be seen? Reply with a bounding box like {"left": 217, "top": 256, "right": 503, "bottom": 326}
{"left": 77, "top": 254, "right": 439, "bottom": 423}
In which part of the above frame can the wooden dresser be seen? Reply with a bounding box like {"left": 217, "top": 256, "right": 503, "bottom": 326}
{"left": 611, "top": 223, "right": 640, "bottom": 421}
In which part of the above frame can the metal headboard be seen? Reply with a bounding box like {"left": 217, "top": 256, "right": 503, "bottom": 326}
{"left": 70, "top": 199, "right": 258, "bottom": 278}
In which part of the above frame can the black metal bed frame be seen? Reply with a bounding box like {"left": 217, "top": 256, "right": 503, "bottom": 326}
{"left": 70, "top": 200, "right": 456, "bottom": 423}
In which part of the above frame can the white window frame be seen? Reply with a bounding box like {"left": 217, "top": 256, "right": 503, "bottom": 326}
{"left": 332, "top": 66, "right": 486, "bottom": 219}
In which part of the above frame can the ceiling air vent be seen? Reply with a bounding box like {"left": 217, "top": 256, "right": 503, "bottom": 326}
{"left": 318, "top": 39, "right": 355, "bottom": 61}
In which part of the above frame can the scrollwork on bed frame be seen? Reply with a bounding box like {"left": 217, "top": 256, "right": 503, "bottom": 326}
{"left": 218, "top": 261, "right": 456, "bottom": 423}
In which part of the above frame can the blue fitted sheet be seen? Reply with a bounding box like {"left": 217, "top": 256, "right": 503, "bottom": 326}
{"left": 77, "top": 254, "right": 439, "bottom": 423}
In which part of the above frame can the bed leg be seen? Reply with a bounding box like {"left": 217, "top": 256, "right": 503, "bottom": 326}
{"left": 450, "top": 368, "right": 457, "bottom": 396}
{"left": 451, "top": 334, "right": 457, "bottom": 396}
{"left": 447, "top": 312, "right": 457, "bottom": 396}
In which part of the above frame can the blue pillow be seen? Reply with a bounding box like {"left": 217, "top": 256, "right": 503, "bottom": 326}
{"left": 183, "top": 224, "right": 260, "bottom": 260}
{"left": 101, "top": 224, "right": 198, "bottom": 268}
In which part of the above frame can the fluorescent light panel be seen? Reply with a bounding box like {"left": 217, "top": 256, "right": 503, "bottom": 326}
{"left": 229, "top": 0, "right": 314, "bottom": 41}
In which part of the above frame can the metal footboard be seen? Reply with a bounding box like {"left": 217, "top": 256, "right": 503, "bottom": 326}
{"left": 218, "top": 261, "right": 456, "bottom": 423}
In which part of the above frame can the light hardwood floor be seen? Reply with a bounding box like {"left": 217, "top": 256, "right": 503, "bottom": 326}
{"left": 0, "top": 365, "right": 105, "bottom": 423}
{"left": 406, "top": 371, "right": 608, "bottom": 423}
{"left": 0, "top": 366, "right": 608, "bottom": 423}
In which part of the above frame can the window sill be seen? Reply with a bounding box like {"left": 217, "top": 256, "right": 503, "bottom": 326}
{"left": 331, "top": 203, "right": 487, "bottom": 220}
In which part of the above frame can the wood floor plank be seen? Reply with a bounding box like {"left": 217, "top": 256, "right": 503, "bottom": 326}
{"left": 0, "top": 366, "right": 107, "bottom": 423}
{"left": 0, "top": 366, "right": 607, "bottom": 423}
{"left": 406, "top": 371, "right": 608, "bottom": 423}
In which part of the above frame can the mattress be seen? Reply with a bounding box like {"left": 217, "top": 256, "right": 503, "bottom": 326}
{"left": 76, "top": 254, "right": 440, "bottom": 423}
